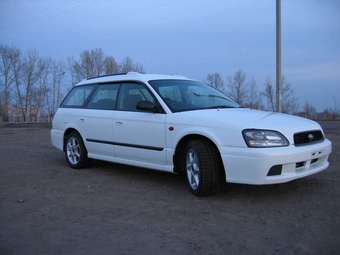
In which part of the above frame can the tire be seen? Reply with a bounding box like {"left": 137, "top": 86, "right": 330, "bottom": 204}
{"left": 65, "top": 132, "right": 91, "bottom": 169}
{"left": 185, "top": 139, "right": 221, "bottom": 197}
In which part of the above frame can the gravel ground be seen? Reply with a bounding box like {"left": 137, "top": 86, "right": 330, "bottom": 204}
{"left": 0, "top": 122, "right": 339, "bottom": 255}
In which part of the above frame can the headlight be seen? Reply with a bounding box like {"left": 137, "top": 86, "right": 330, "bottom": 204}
{"left": 242, "top": 129, "right": 289, "bottom": 148}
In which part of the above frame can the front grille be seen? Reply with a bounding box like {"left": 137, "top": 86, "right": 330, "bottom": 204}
{"left": 294, "top": 130, "right": 324, "bottom": 146}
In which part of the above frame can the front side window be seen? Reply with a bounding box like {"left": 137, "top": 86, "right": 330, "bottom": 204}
{"left": 149, "top": 80, "right": 240, "bottom": 112}
{"left": 61, "top": 85, "right": 96, "bottom": 108}
{"left": 117, "top": 83, "right": 157, "bottom": 111}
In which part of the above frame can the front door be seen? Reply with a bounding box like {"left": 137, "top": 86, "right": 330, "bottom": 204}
{"left": 113, "top": 83, "right": 167, "bottom": 165}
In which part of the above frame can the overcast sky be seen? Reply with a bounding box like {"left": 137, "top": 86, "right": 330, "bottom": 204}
{"left": 0, "top": 0, "right": 339, "bottom": 112}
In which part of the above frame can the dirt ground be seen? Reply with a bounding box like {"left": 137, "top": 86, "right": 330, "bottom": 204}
{"left": 0, "top": 122, "right": 339, "bottom": 255}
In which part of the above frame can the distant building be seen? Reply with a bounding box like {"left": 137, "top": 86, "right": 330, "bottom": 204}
{"left": 3, "top": 104, "right": 44, "bottom": 122}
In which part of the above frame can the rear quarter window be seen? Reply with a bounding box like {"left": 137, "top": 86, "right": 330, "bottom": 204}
{"left": 61, "top": 85, "right": 96, "bottom": 107}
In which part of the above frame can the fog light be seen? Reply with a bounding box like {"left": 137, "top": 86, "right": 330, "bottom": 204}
{"left": 267, "top": 165, "right": 282, "bottom": 176}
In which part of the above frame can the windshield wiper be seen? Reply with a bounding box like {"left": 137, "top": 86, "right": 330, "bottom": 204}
{"left": 205, "top": 105, "right": 235, "bottom": 109}
{"left": 193, "top": 93, "right": 228, "bottom": 101}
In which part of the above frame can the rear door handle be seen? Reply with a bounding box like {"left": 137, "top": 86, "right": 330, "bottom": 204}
{"left": 79, "top": 118, "right": 85, "bottom": 122}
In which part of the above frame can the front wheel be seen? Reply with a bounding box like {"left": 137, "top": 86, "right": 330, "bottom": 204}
{"left": 65, "top": 132, "right": 91, "bottom": 169}
{"left": 185, "top": 140, "right": 222, "bottom": 196}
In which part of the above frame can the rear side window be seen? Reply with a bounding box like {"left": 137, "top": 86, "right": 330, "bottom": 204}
{"left": 87, "top": 84, "right": 119, "bottom": 110}
{"left": 61, "top": 85, "right": 96, "bottom": 107}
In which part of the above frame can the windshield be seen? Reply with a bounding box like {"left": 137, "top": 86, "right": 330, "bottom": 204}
{"left": 149, "top": 79, "right": 240, "bottom": 112}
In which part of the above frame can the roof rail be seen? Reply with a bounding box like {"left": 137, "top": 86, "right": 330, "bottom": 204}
{"left": 86, "top": 72, "right": 128, "bottom": 80}
{"left": 86, "top": 71, "right": 143, "bottom": 80}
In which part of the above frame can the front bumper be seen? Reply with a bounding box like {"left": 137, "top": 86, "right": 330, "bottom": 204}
{"left": 220, "top": 139, "right": 332, "bottom": 185}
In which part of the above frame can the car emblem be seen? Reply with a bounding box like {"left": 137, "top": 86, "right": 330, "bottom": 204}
{"left": 308, "top": 133, "right": 314, "bottom": 141}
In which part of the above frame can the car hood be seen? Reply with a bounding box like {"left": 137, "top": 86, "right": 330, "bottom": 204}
{"left": 170, "top": 108, "right": 324, "bottom": 144}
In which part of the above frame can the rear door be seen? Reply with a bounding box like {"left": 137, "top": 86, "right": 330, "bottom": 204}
{"left": 78, "top": 84, "right": 119, "bottom": 157}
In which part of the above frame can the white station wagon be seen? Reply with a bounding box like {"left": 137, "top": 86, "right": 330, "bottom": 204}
{"left": 51, "top": 72, "right": 332, "bottom": 196}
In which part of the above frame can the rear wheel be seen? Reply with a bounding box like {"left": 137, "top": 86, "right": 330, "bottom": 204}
{"left": 65, "top": 132, "right": 91, "bottom": 169}
{"left": 185, "top": 139, "right": 221, "bottom": 196}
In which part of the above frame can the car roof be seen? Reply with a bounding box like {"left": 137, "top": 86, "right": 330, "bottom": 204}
{"left": 75, "top": 72, "right": 192, "bottom": 86}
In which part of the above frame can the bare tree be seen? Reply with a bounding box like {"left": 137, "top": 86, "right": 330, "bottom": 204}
{"left": 104, "top": 56, "right": 119, "bottom": 75}
{"left": 120, "top": 57, "right": 145, "bottom": 73}
{"left": 281, "top": 76, "right": 299, "bottom": 114}
{"left": 92, "top": 48, "right": 105, "bottom": 76}
{"left": 11, "top": 48, "right": 23, "bottom": 122}
{"left": 244, "top": 78, "right": 263, "bottom": 109}
{"left": 17, "top": 50, "right": 45, "bottom": 122}
{"left": 66, "top": 56, "right": 78, "bottom": 87}
{"left": 330, "top": 96, "right": 340, "bottom": 120}
{"left": 0, "top": 45, "right": 20, "bottom": 121}
{"left": 31, "top": 56, "right": 51, "bottom": 122}
{"left": 302, "top": 101, "right": 317, "bottom": 119}
{"left": 72, "top": 48, "right": 105, "bottom": 79}
{"left": 262, "top": 77, "right": 276, "bottom": 111}
{"left": 261, "top": 75, "right": 299, "bottom": 114}
{"left": 206, "top": 73, "right": 225, "bottom": 92}
{"left": 226, "top": 70, "right": 248, "bottom": 105}
{"left": 73, "top": 50, "right": 94, "bottom": 79}
{"left": 54, "top": 61, "right": 65, "bottom": 107}
{"left": 322, "top": 108, "right": 331, "bottom": 120}
{"left": 71, "top": 49, "right": 137, "bottom": 83}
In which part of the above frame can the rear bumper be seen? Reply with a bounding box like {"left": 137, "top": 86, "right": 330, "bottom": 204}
{"left": 50, "top": 129, "right": 64, "bottom": 152}
{"left": 220, "top": 139, "right": 332, "bottom": 185}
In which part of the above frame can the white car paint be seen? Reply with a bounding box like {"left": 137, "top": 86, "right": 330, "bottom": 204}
{"left": 51, "top": 72, "right": 332, "bottom": 187}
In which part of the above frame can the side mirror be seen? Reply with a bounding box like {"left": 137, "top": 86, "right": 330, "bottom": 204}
{"left": 136, "top": 101, "right": 157, "bottom": 113}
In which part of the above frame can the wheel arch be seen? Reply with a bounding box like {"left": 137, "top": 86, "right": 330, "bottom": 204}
{"left": 63, "top": 128, "right": 81, "bottom": 152}
{"left": 173, "top": 134, "right": 225, "bottom": 178}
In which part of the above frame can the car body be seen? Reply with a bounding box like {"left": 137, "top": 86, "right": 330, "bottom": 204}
{"left": 51, "top": 72, "right": 332, "bottom": 196}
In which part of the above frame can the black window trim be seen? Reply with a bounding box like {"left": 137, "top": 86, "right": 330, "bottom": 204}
{"left": 59, "top": 81, "right": 166, "bottom": 114}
